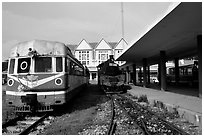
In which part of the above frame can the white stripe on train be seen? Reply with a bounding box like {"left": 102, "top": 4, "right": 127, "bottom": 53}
{"left": 6, "top": 90, "right": 66, "bottom": 96}
{"left": 8, "top": 73, "right": 64, "bottom": 88}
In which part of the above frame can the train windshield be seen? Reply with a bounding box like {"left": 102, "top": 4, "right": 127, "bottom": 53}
{"left": 34, "top": 57, "right": 52, "bottom": 72}
{"left": 9, "top": 59, "right": 15, "bottom": 74}
{"left": 17, "top": 58, "right": 31, "bottom": 73}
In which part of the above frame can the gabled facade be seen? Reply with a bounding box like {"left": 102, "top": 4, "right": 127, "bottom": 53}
{"left": 67, "top": 38, "right": 128, "bottom": 81}
{"left": 114, "top": 38, "right": 128, "bottom": 66}
{"left": 95, "top": 39, "right": 113, "bottom": 65}
{"left": 75, "top": 39, "right": 93, "bottom": 67}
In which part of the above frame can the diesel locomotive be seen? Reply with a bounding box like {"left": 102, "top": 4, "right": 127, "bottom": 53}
{"left": 97, "top": 55, "right": 126, "bottom": 94}
{"left": 6, "top": 40, "right": 89, "bottom": 112}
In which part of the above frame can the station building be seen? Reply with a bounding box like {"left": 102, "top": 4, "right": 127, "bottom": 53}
{"left": 67, "top": 38, "right": 128, "bottom": 81}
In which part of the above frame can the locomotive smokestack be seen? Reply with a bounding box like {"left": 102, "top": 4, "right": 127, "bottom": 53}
{"left": 109, "top": 55, "right": 114, "bottom": 60}
{"left": 109, "top": 55, "right": 114, "bottom": 62}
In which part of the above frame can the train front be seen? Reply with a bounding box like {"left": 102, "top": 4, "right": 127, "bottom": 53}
{"left": 6, "top": 40, "right": 69, "bottom": 113}
{"left": 99, "top": 60, "right": 126, "bottom": 93}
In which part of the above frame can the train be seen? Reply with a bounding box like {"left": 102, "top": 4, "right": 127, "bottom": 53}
{"left": 2, "top": 60, "right": 8, "bottom": 85}
{"left": 166, "top": 61, "right": 198, "bottom": 86}
{"left": 6, "top": 40, "right": 89, "bottom": 113}
{"left": 97, "top": 55, "right": 126, "bottom": 94}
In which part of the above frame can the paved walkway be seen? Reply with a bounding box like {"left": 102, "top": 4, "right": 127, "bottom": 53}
{"left": 127, "top": 85, "right": 202, "bottom": 127}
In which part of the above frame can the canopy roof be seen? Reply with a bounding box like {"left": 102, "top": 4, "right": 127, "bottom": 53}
{"left": 117, "top": 2, "right": 202, "bottom": 66}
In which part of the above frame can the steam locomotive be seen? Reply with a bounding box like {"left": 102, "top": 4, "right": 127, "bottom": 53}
{"left": 6, "top": 40, "right": 89, "bottom": 112}
{"left": 97, "top": 55, "right": 126, "bottom": 94}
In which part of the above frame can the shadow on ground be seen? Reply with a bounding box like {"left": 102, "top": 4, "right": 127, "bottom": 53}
{"left": 53, "top": 84, "right": 108, "bottom": 116}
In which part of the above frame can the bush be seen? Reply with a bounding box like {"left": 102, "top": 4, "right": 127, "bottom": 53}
{"left": 138, "top": 95, "right": 148, "bottom": 103}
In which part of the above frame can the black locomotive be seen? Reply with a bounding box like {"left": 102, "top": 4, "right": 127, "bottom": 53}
{"left": 97, "top": 55, "right": 126, "bottom": 94}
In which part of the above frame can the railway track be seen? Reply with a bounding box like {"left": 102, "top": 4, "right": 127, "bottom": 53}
{"left": 114, "top": 94, "right": 189, "bottom": 135}
{"left": 2, "top": 113, "right": 53, "bottom": 135}
{"left": 106, "top": 95, "right": 116, "bottom": 135}
{"left": 106, "top": 94, "right": 145, "bottom": 135}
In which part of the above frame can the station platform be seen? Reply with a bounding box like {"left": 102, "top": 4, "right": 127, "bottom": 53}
{"left": 127, "top": 84, "right": 202, "bottom": 128}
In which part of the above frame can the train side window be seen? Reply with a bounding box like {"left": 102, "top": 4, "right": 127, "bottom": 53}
{"left": 17, "top": 58, "right": 31, "bottom": 73}
{"left": 75, "top": 65, "right": 83, "bottom": 76}
{"left": 56, "top": 57, "right": 62, "bottom": 72}
{"left": 69, "top": 61, "right": 75, "bottom": 75}
{"left": 75, "top": 65, "right": 79, "bottom": 75}
{"left": 66, "top": 58, "right": 71, "bottom": 73}
{"left": 9, "top": 59, "right": 15, "bottom": 74}
{"left": 35, "top": 57, "right": 52, "bottom": 72}
{"left": 65, "top": 57, "right": 67, "bottom": 72}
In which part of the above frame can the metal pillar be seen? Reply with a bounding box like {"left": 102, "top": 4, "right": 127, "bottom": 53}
{"left": 126, "top": 66, "right": 129, "bottom": 84}
{"left": 143, "top": 58, "right": 147, "bottom": 87}
{"left": 132, "top": 64, "right": 136, "bottom": 85}
{"left": 139, "top": 67, "right": 142, "bottom": 83}
{"left": 158, "top": 62, "right": 161, "bottom": 85}
{"left": 160, "top": 51, "right": 167, "bottom": 91}
{"left": 197, "top": 35, "right": 202, "bottom": 98}
{"left": 147, "top": 66, "right": 150, "bottom": 84}
{"left": 174, "top": 58, "right": 179, "bottom": 85}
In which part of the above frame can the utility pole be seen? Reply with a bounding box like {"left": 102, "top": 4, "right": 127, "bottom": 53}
{"left": 121, "top": 2, "right": 124, "bottom": 41}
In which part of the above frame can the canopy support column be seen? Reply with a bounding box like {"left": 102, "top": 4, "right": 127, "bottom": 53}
{"left": 197, "top": 35, "right": 202, "bottom": 98}
{"left": 143, "top": 58, "right": 147, "bottom": 87}
{"left": 174, "top": 58, "right": 180, "bottom": 85}
{"left": 132, "top": 64, "right": 136, "bottom": 85}
{"left": 160, "top": 51, "right": 167, "bottom": 91}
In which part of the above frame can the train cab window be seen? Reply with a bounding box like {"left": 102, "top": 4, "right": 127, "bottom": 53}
{"left": 17, "top": 58, "right": 31, "bottom": 73}
{"left": 65, "top": 58, "right": 71, "bottom": 73}
{"left": 35, "top": 57, "right": 52, "bottom": 72}
{"left": 9, "top": 59, "right": 15, "bottom": 74}
{"left": 56, "top": 57, "right": 62, "bottom": 72}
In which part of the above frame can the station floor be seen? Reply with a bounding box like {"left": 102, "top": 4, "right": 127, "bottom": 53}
{"left": 128, "top": 83, "right": 202, "bottom": 127}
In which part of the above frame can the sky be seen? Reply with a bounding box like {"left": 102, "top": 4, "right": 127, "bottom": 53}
{"left": 2, "top": 2, "right": 179, "bottom": 61}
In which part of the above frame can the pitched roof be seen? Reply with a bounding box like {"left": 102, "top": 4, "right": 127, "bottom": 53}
{"left": 95, "top": 38, "right": 112, "bottom": 49}
{"left": 89, "top": 42, "right": 98, "bottom": 49}
{"left": 66, "top": 38, "right": 126, "bottom": 50}
{"left": 75, "top": 39, "right": 93, "bottom": 50}
{"left": 114, "top": 38, "right": 128, "bottom": 49}
{"left": 66, "top": 44, "right": 77, "bottom": 52}
{"left": 108, "top": 42, "right": 118, "bottom": 49}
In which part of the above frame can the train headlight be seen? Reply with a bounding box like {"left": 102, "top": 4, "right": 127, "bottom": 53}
{"left": 7, "top": 79, "right": 14, "bottom": 86}
{"left": 20, "top": 61, "right": 28, "bottom": 70}
{"left": 55, "top": 78, "right": 63, "bottom": 85}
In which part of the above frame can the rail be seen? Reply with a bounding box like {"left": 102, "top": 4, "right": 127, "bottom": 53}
{"left": 19, "top": 113, "right": 48, "bottom": 135}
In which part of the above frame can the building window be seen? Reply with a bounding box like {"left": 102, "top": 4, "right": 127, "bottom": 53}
{"left": 78, "top": 50, "right": 89, "bottom": 66}
{"left": 79, "top": 53, "right": 81, "bottom": 60}
{"left": 82, "top": 61, "right": 86, "bottom": 65}
{"left": 98, "top": 50, "right": 109, "bottom": 64}
{"left": 116, "top": 50, "right": 122, "bottom": 55}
